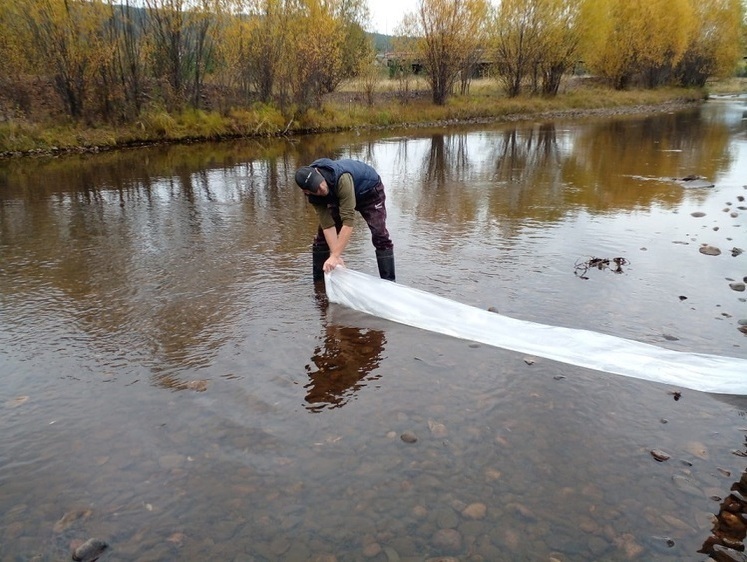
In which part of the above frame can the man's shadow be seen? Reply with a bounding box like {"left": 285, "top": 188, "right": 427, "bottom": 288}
{"left": 303, "top": 288, "right": 387, "bottom": 413}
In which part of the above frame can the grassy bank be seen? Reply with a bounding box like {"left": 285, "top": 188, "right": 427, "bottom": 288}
{"left": 1, "top": 76, "right": 744, "bottom": 158}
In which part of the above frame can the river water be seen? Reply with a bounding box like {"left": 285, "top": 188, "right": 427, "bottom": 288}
{"left": 1, "top": 97, "right": 746, "bottom": 561}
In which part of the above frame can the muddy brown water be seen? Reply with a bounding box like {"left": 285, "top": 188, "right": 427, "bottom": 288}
{"left": 1, "top": 97, "right": 746, "bottom": 561}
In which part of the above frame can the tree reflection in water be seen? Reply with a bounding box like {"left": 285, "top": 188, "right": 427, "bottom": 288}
{"left": 303, "top": 288, "right": 386, "bottom": 413}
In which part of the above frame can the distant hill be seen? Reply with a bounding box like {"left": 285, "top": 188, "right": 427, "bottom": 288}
{"left": 369, "top": 32, "right": 393, "bottom": 53}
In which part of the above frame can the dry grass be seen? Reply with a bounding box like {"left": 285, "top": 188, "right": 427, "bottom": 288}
{"left": 706, "top": 77, "right": 747, "bottom": 95}
{"left": 0, "top": 75, "right": 728, "bottom": 156}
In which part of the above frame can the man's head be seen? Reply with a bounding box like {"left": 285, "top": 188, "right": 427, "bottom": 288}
{"left": 295, "top": 166, "right": 325, "bottom": 194}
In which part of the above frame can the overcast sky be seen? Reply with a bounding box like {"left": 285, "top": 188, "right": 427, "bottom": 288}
{"left": 368, "top": 0, "right": 418, "bottom": 35}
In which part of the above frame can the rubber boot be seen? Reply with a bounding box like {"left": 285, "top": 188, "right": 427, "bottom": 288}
{"left": 313, "top": 247, "right": 330, "bottom": 282}
{"left": 376, "top": 249, "right": 396, "bottom": 281}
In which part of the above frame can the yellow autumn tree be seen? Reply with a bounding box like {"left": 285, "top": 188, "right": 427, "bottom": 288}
{"left": 535, "top": 0, "right": 594, "bottom": 95}
{"left": 285, "top": 0, "right": 346, "bottom": 110}
{"left": 325, "top": 0, "right": 373, "bottom": 93}
{"left": 143, "top": 0, "right": 225, "bottom": 110}
{"left": 583, "top": 0, "right": 694, "bottom": 89}
{"left": 490, "top": 0, "right": 544, "bottom": 97}
{"left": 235, "top": 0, "right": 294, "bottom": 103}
{"left": 636, "top": 0, "right": 693, "bottom": 87}
{"left": 13, "top": 0, "right": 111, "bottom": 120}
{"left": 402, "top": 0, "right": 490, "bottom": 105}
{"left": 676, "top": 0, "right": 745, "bottom": 86}
{"left": 102, "top": 0, "right": 149, "bottom": 120}
{"left": 0, "top": 1, "right": 35, "bottom": 115}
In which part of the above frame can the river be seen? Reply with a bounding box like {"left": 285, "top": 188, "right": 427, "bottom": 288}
{"left": 1, "top": 96, "right": 746, "bottom": 561}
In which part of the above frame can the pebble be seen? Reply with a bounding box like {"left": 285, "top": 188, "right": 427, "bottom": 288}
{"left": 461, "top": 502, "right": 487, "bottom": 520}
{"left": 72, "top": 538, "right": 108, "bottom": 562}
{"left": 651, "top": 449, "right": 670, "bottom": 462}
{"left": 400, "top": 431, "right": 417, "bottom": 443}
{"left": 710, "top": 544, "right": 747, "bottom": 561}
{"left": 431, "top": 528, "right": 462, "bottom": 553}
{"left": 699, "top": 245, "right": 721, "bottom": 256}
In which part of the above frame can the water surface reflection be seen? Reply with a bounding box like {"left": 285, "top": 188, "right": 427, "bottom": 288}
{"left": 303, "top": 290, "right": 386, "bottom": 413}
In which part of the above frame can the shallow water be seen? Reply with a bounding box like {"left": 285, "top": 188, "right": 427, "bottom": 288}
{"left": 1, "top": 98, "right": 746, "bottom": 561}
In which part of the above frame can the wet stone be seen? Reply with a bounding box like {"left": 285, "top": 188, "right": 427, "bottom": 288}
{"left": 647, "top": 535, "right": 676, "bottom": 553}
{"left": 72, "top": 538, "right": 108, "bottom": 562}
{"left": 158, "top": 454, "right": 185, "bottom": 469}
{"left": 587, "top": 536, "right": 611, "bottom": 557}
{"left": 651, "top": 449, "right": 670, "bottom": 462}
{"left": 361, "top": 541, "right": 381, "bottom": 558}
{"left": 672, "top": 474, "right": 704, "bottom": 497}
{"left": 507, "top": 502, "right": 537, "bottom": 521}
{"left": 710, "top": 543, "right": 747, "bottom": 561}
{"left": 431, "top": 528, "right": 462, "bottom": 554}
{"left": 400, "top": 431, "right": 417, "bottom": 444}
{"left": 435, "top": 508, "right": 459, "bottom": 529}
{"left": 700, "top": 245, "right": 721, "bottom": 256}
{"left": 729, "top": 282, "right": 746, "bottom": 292}
{"left": 461, "top": 503, "right": 487, "bottom": 520}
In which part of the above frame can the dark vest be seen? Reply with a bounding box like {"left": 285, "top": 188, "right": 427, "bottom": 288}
{"left": 306, "top": 158, "right": 380, "bottom": 206}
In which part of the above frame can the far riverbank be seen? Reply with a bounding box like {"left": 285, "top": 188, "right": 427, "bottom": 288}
{"left": 2, "top": 77, "right": 745, "bottom": 160}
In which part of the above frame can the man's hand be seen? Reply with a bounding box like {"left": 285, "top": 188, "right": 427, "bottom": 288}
{"left": 323, "top": 255, "right": 345, "bottom": 272}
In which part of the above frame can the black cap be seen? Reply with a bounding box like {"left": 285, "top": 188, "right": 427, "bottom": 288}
{"left": 295, "top": 166, "right": 324, "bottom": 193}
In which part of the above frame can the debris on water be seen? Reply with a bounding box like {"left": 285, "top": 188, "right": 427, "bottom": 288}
{"left": 5, "top": 395, "right": 29, "bottom": 408}
{"left": 673, "top": 175, "right": 715, "bottom": 188}
{"left": 731, "top": 247, "right": 744, "bottom": 257}
{"left": 678, "top": 295, "right": 688, "bottom": 301}
{"left": 71, "top": 537, "right": 108, "bottom": 562}
{"left": 573, "top": 256, "right": 629, "bottom": 279}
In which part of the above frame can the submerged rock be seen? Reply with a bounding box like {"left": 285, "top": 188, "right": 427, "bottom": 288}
{"left": 400, "top": 431, "right": 417, "bottom": 444}
{"left": 72, "top": 538, "right": 108, "bottom": 562}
